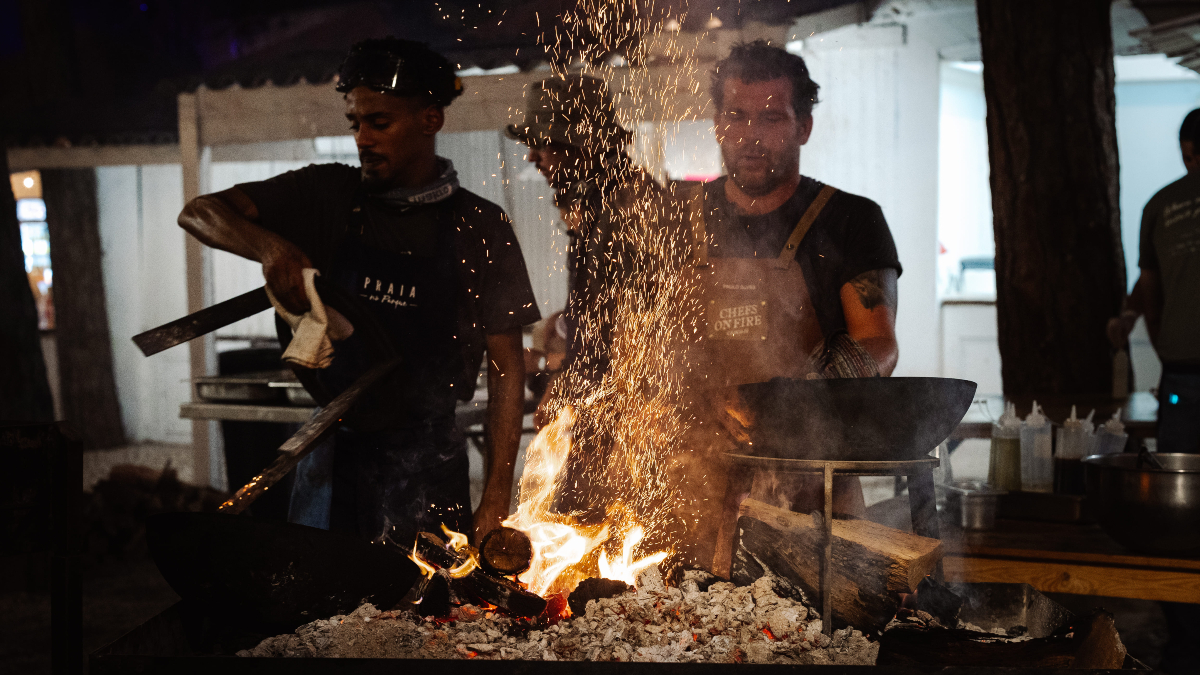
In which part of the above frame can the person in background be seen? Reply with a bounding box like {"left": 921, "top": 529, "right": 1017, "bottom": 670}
{"left": 506, "top": 73, "right": 668, "bottom": 519}
{"left": 682, "top": 40, "right": 902, "bottom": 574}
{"left": 1107, "top": 108, "right": 1200, "bottom": 675}
{"left": 1110, "top": 109, "right": 1200, "bottom": 455}
{"left": 507, "top": 74, "right": 663, "bottom": 421}
{"left": 178, "top": 38, "right": 541, "bottom": 546}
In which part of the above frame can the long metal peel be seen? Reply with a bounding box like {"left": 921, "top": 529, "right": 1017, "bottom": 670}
{"left": 218, "top": 359, "right": 402, "bottom": 515}
{"left": 132, "top": 286, "right": 271, "bottom": 357}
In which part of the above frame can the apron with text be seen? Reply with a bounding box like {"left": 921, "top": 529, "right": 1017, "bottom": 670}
{"left": 688, "top": 184, "right": 838, "bottom": 388}
{"left": 289, "top": 197, "right": 470, "bottom": 543}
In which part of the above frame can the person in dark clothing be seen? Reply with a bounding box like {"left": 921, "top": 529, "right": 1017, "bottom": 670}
{"left": 178, "top": 38, "right": 540, "bottom": 546}
{"left": 1107, "top": 108, "right": 1200, "bottom": 675}
{"left": 680, "top": 41, "right": 903, "bottom": 575}
{"left": 506, "top": 74, "right": 665, "bottom": 426}
{"left": 506, "top": 74, "right": 670, "bottom": 521}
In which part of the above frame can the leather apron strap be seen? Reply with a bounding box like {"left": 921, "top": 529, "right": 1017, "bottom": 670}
{"left": 774, "top": 184, "right": 837, "bottom": 269}
{"left": 683, "top": 183, "right": 708, "bottom": 267}
{"left": 687, "top": 183, "right": 837, "bottom": 268}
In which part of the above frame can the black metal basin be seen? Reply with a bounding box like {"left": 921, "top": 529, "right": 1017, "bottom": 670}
{"left": 737, "top": 377, "right": 978, "bottom": 461}
{"left": 1084, "top": 453, "right": 1200, "bottom": 555}
{"left": 147, "top": 512, "right": 419, "bottom": 630}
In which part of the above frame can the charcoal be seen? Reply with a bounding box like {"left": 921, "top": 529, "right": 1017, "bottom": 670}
{"left": 568, "top": 578, "right": 634, "bottom": 616}
{"left": 414, "top": 571, "right": 452, "bottom": 618}
{"left": 242, "top": 565, "right": 880, "bottom": 664}
{"left": 910, "top": 577, "right": 962, "bottom": 625}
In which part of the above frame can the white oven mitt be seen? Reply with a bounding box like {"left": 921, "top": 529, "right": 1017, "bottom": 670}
{"left": 265, "top": 268, "right": 354, "bottom": 370}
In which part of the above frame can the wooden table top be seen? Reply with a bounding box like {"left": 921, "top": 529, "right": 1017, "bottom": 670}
{"left": 939, "top": 513, "right": 1200, "bottom": 604}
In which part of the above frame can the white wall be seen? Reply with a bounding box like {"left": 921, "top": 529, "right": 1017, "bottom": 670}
{"left": 937, "top": 63, "right": 993, "bottom": 296}
{"left": 97, "top": 165, "right": 192, "bottom": 444}
{"left": 800, "top": 27, "right": 942, "bottom": 377}
{"left": 935, "top": 54, "right": 1199, "bottom": 392}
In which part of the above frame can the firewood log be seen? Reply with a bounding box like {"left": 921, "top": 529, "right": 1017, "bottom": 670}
{"left": 415, "top": 532, "right": 547, "bottom": 617}
{"left": 480, "top": 526, "right": 533, "bottom": 576}
{"left": 731, "top": 498, "right": 943, "bottom": 631}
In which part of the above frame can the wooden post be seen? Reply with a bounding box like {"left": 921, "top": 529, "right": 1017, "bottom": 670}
{"left": 178, "top": 91, "right": 217, "bottom": 487}
{"left": 976, "top": 0, "right": 1126, "bottom": 398}
{"left": 41, "top": 169, "right": 127, "bottom": 448}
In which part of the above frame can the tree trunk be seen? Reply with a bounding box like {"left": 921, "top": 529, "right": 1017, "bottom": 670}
{"left": 0, "top": 154, "right": 55, "bottom": 422}
{"left": 977, "top": 0, "right": 1126, "bottom": 398}
{"left": 42, "top": 169, "right": 125, "bottom": 448}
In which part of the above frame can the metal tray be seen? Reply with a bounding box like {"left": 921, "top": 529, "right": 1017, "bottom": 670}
{"left": 194, "top": 372, "right": 288, "bottom": 403}
{"left": 268, "top": 379, "right": 317, "bottom": 406}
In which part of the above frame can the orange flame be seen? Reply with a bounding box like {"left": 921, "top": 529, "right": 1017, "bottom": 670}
{"left": 409, "top": 539, "right": 437, "bottom": 579}
{"left": 598, "top": 525, "right": 668, "bottom": 586}
{"left": 503, "top": 407, "right": 670, "bottom": 596}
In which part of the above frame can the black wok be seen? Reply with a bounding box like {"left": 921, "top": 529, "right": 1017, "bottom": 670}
{"left": 736, "top": 377, "right": 977, "bottom": 461}
{"left": 147, "top": 512, "right": 420, "bottom": 629}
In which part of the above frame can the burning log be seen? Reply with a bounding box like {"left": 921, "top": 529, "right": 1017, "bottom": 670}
{"left": 414, "top": 532, "right": 547, "bottom": 618}
{"left": 731, "top": 498, "right": 942, "bottom": 631}
{"left": 479, "top": 526, "right": 533, "bottom": 576}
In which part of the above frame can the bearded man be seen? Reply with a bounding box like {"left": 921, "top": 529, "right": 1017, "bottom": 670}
{"left": 682, "top": 41, "right": 903, "bottom": 573}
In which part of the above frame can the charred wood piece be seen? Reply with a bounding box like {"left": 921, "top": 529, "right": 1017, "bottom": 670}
{"left": 414, "top": 570, "right": 452, "bottom": 618}
{"left": 480, "top": 526, "right": 533, "bottom": 576}
{"left": 878, "top": 609, "right": 1126, "bottom": 669}
{"left": 567, "top": 578, "right": 633, "bottom": 617}
{"left": 415, "top": 532, "right": 547, "bottom": 618}
{"left": 907, "top": 576, "right": 963, "bottom": 626}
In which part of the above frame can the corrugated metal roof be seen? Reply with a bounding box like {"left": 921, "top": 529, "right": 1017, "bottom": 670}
{"left": 0, "top": 0, "right": 857, "bottom": 148}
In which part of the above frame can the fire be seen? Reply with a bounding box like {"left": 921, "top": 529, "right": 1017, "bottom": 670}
{"left": 409, "top": 524, "right": 480, "bottom": 580}
{"left": 598, "top": 525, "right": 668, "bottom": 586}
{"left": 503, "top": 408, "right": 673, "bottom": 597}
{"left": 441, "top": 523, "right": 480, "bottom": 579}
{"left": 409, "top": 539, "right": 437, "bottom": 579}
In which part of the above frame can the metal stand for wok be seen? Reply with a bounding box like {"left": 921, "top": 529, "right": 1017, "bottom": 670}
{"left": 727, "top": 454, "right": 942, "bottom": 635}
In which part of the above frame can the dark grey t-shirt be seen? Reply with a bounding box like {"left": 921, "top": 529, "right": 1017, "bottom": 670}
{"left": 237, "top": 163, "right": 542, "bottom": 394}
{"left": 702, "top": 176, "right": 902, "bottom": 340}
{"left": 1140, "top": 172, "right": 1200, "bottom": 365}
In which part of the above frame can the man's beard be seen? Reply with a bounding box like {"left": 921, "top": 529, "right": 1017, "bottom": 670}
{"left": 726, "top": 150, "right": 798, "bottom": 197}
{"left": 359, "top": 152, "right": 390, "bottom": 191}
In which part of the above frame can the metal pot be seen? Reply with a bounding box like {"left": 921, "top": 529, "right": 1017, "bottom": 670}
{"left": 1083, "top": 453, "right": 1200, "bottom": 555}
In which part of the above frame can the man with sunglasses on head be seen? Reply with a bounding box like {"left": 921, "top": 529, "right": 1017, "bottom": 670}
{"left": 505, "top": 74, "right": 669, "bottom": 520}
{"left": 178, "top": 38, "right": 540, "bottom": 547}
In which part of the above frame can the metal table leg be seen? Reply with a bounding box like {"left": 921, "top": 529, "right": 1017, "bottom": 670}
{"left": 821, "top": 462, "right": 834, "bottom": 635}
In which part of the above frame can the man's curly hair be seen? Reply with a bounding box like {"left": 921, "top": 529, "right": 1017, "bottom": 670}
{"left": 711, "top": 40, "right": 821, "bottom": 119}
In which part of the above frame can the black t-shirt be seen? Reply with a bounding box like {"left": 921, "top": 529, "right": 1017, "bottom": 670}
{"left": 702, "top": 176, "right": 901, "bottom": 339}
{"left": 237, "top": 163, "right": 541, "bottom": 399}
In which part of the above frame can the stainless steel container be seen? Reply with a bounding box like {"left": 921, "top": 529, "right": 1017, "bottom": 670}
{"left": 1084, "top": 452, "right": 1200, "bottom": 555}
{"left": 943, "top": 481, "right": 1004, "bottom": 530}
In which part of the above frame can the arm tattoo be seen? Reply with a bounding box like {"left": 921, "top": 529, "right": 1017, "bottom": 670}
{"left": 849, "top": 269, "right": 897, "bottom": 311}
